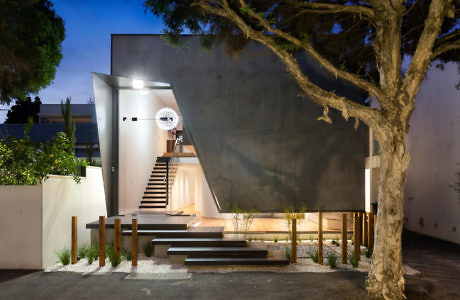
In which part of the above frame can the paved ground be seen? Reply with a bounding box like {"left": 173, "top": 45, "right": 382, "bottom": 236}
{"left": 0, "top": 231, "right": 458, "bottom": 300}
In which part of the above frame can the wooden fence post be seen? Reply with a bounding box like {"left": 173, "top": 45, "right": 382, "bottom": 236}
{"left": 318, "top": 211, "right": 323, "bottom": 265}
{"left": 367, "top": 213, "right": 374, "bottom": 248}
{"left": 71, "top": 216, "right": 77, "bottom": 264}
{"left": 341, "top": 213, "right": 347, "bottom": 264}
{"left": 363, "top": 212, "right": 368, "bottom": 247}
{"left": 114, "top": 219, "right": 121, "bottom": 257}
{"left": 132, "top": 218, "right": 138, "bottom": 267}
{"left": 99, "top": 216, "right": 105, "bottom": 267}
{"left": 354, "top": 213, "right": 361, "bottom": 260}
{"left": 291, "top": 218, "right": 297, "bottom": 263}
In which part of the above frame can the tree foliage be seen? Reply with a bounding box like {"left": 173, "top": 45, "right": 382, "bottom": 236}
{"left": 61, "top": 97, "right": 76, "bottom": 153}
{"left": 0, "top": 130, "right": 84, "bottom": 185}
{"left": 0, "top": 0, "right": 65, "bottom": 104}
{"left": 5, "top": 96, "right": 42, "bottom": 124}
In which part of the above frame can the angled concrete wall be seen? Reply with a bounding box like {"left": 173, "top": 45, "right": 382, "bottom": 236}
{"left": 111, "top": 35, "right": 366, "bottom": 212}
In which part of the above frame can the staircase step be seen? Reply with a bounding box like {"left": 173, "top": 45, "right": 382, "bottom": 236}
{"left": 139, "top": 205, "right": 166, "bottom": 209}
{"left": 143, "top": 196, "right": 166, "bottom": 199}
{"left": 122, "top": 227, "right": 224, "bottom": 238}
{"left": 153, "top": 238, "right": 246, "bottom": 247}
{"left": 167, "top": 247, "right": 267, "bottom": 257}
{"left": 146, "top": 187, "right": 166, "bottom": 190}
{"left": 147, "top": 183, "right": 166, "bottom": 186}
{"left": 149, "top": 179, "right": 164, "bottom": 182}
{"left": 141, "top": 200, "right": 166, "bottom": 204}
{"left": 144, "top": 191, "right": 166, "bottom": 194}
{"left": 185, "top": 257, "right": 289, "bottom": 266}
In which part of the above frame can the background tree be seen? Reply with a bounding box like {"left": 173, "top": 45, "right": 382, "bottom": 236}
{"left": 61, "top": 97, "right": 75, "bottom": 154}
{"left": 144, "top": 1, "right": 459, "bottom": 299}
{"left": 0, "top": 0, "right": 65, "bottom": 104}
{"left": 5, "top": 96, "right": 42, "bottom": 124}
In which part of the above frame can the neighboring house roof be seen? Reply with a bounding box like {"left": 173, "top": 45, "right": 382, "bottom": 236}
{"left": 0, "top": 123, "right": 100, "bottom": 158}
{"left": 38, "top": 104, "right": 95, "bottom": 117}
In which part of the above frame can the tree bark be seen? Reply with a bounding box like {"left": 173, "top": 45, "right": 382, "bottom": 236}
{"left": 366, "top": 131, "right": 411, "bottom": 300}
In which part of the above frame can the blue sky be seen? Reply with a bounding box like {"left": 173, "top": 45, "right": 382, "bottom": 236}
{"left": 0, "top": 0, "right": 164, "bottom": 122}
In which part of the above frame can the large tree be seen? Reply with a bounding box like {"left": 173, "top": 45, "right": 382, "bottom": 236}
{"left": 0, "top": 0, "right": 65, "bottom": 104}
{"left": 5, "top": 96, "right": 42, "bottom": 124}
{"left": 144, "top": 0, "right": 459, "bottom": 298}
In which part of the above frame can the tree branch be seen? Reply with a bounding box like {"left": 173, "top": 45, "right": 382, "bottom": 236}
{"left": 286, "top": 0, "right": 375, "bottom": 19}
{"left": 193, "top": 0, "right": 386, "bottom": 130}
{"left": 233, "top": 0, "right": 385, "bottom": 102}
{"left": 401, "top": 0, "right": 452, "bottom": 105}
{"left": 431, "top": 39, "right": 460, "bottom": 59}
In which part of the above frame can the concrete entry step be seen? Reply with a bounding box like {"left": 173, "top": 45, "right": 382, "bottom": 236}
{"left": 167, "top": 247, "right": 267, "bottom": 257}
{"left": 121, "top": 227, "right": 224, "bottom": 238}
{"left": 185, "top": 257, "right": 289, "bottom": 266}
{"left": 152, "top": 238, "right": 246, "bottom": 247}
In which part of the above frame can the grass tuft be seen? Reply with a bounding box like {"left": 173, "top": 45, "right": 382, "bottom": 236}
{"left": 348, "top": 254, "right": 359, "bottom": 268}
{"left": 308, "top": 250, "right": 319, "bottom": 263}
{"left": 143, "top": 240, "right": 153, "bottom": 257}
{"left": 273, "top": 236, "right": 278, "bottom": 243}
{"left": 86, "top": 244, "right": 98, "bottom": 264}
{"left": 285, "top": 247, "right": 291, "bottom": 262}
{"left": 327, "top": 255, "right": 337, "bottom": 269}
{"left": 56, "top": 248, "right": 71, "bottom": 265}
{"left": 106, "top": 244, "right": 122, "bottom": 267}
{"left": 78, "top": 243, "right": 88, "bottom": 259}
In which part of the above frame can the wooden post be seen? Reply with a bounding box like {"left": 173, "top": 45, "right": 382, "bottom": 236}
{"left": 99, "top": 216, "right": 106, "bottom": 267}
{"left": 341, "top": 213, "right": 347, "bottom": 264}
{"left": 354, "top": 213, "right": 361, "bottom": 260}
{"left": 114, "top": 219, "right": 121, "bottom": 257}
{"left": 71, "top": 216, "right": 77, "bottom": 264}
{"left": 363, "top": 212, "right": 369, "bottom": 247}
{"left": 368, "top": 212, "right": 373, "bottom": 249}
{"left": 291, "top": 218, "right": 297, "bottom": 263}
{"left": 318, "top": 211, "right": 323, "bottom": 265}
{"left": 132, "top": 218, "right": 138, "bottom": 267}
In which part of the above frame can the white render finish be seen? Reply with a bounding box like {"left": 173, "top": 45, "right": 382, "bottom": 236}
{"left": 404, "top": 62, "right": 460, "bottom": 244}
{"left": 118, "top": 89, "right": 169, "bottom": 215}
{"left": 0, "top": 167, "right": 107, "bottom": 269}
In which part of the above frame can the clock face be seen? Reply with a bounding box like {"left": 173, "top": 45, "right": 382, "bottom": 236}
{"left": 156, "top": 107, "right": 179, "bottom": 130}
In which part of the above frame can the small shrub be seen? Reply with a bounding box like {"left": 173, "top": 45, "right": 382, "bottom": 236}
{"left": 78, "top": 243, "right": 88, "bottom": 259}
{"left": 143, "top": 240, "right": 153, "bottom": 257}
{"left": 285, "top": 236, "right": 289, "bottom": 243}
{"left": 348, "top": 254, "right": 359, "bottom": 268}
{"left": 327, "top": 255, "right": 338, "bottom": 269}
{"left": 308, "top": 250, "right": 319, "bottom": 263}
{"left": 260, "top": 238, "right": 264, "bottom": 242}
{"left": 273, "top": 236, "right": 278, "bottom": 243}
{"left": 309, "top": 236, "right": 313, "bottom": 242}
{"left": 285, "top": 247, "right": 291, "bottom": 262}
{"left": 56, "top": 248, "right": 71, "bottom": 265}
{"left": 106, "top": 244, "right": 122, "bottom": 267}
{"left": 86, "top": 244, "right": 98, "bottom": 264}
{"left": 122, "top": 249, "right": 132, "bottom": 261}
{"left": 331, "top": 238, "right": 340, "bottom": 247}
{"left": 247, "top": 236, "right": 253, "bottom": 242}
{"left": 365, "top": 246, "right": 373, "bottom": 258}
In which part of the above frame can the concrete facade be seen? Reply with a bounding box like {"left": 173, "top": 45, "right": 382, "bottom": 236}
{"left": 107, "top": 35, "right": 367, "bottom": 212}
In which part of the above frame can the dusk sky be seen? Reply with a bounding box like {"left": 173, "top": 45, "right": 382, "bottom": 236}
{"left": 0, "top": 0, "right": 165, "bottom": 122}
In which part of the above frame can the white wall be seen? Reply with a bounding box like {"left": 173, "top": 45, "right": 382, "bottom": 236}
{"left": 170, "top": 164, "right": 201, "bottom": 211}
{"left": 0, "top": 167, "right": 107, "bottom": 269}
{"left": 404, "top": 62, "right": 460, "bottom": 244}
{"left": 0, "top": 185, "right": 42, "bottom": 269}
{"left": 41, "top": 167, "right": 107, "bottom": 267}
{"left": 118, "top": 90, "right": 168, "bottom": 214}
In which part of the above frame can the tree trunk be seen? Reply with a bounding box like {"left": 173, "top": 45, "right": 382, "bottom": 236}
{"left": 366, "top": 132, "right": 411, "bottom": 300}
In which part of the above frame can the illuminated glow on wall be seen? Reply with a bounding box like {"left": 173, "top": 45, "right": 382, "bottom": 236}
{"left": 132, "top": 79, "right": 144, "bottom": 89}
{"left": 365, "top": 168, "right": 371, "bottom": 213}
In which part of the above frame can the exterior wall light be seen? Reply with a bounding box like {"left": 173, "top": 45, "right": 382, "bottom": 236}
{"left": 156, "top": 107, "right": 179, "bottom": 130}
{"left": 132, "top": 79, "right": 144, "bottom": 89}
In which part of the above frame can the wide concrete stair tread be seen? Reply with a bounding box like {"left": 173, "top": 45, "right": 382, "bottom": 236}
{"left": 122, "top": 226, "right": 224, "bottom": 238}
{"left": 167, "top": 247, "right": 267, "bottom": 257}
{"left": 185, "top": 257, "right": 289, "bottom": 266}
{"left": 153, "top": 238, "right": 246, "bottom": 247}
